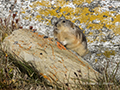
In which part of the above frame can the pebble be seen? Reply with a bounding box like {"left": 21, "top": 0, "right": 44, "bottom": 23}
{"left": 51, "top": 17, "right": 58, "bottom": 25}
{"left": 92, "top": 19, "right": 101, "bottom": 24}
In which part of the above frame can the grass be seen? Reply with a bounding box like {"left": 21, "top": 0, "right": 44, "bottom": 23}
{"left": 0, "top": 2, "right": 52, "bottom": 89}
{"left": 0, "top": 0, "right": 120, "bottom": 89}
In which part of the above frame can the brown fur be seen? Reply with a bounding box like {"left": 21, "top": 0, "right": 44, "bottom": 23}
{"left": 53, "top": 19, "right": 87, "bottom": 56}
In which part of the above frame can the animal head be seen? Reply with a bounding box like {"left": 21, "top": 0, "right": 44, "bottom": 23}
{"left": 53, "top": 19, "right": 87, "bottom": 49}
{"left": 54, "top": 19, "right": 76, "bottom": 33}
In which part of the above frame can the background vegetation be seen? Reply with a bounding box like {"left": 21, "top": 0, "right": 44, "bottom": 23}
{"left": 0, "top": 0, "right": 120, "bottom": 89}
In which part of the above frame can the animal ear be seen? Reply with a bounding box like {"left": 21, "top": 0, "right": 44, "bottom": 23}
{"left": 71, "top": 23, "right": 74, "bottom": 28}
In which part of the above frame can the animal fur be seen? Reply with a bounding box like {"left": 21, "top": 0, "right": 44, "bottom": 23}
{"left": 53, "top": 19, "right": 87, "bottom": 56}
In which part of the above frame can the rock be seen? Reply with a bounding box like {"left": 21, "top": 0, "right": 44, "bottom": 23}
{"left": 92, "top": 19, "right": 101, "bottom": 24}
{"left": 51, "top": 17, "right": 58, "bottom": 25}
{"left": 2, "top": 29, "right": 101, "bottom": 85}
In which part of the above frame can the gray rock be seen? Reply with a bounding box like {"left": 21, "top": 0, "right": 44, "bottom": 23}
{"left": 51, "top": 17, "right": 58, "bottom": 25}
{"left": 92, "top": 19, "right": 101, "bottom": 24}
{"left": 2, "top": 29, "right": 101, "bottom": 85}
{"left": 59, "top": 15, "right": 66, "bottom": 20}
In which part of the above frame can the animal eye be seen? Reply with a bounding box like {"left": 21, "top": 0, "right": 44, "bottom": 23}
{"left": 62, "top": 20, "right": 65, "bottom": 23}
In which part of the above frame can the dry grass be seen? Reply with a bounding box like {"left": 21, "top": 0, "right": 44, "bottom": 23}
{"left": 0, "top": 2, "right": 52, "bottom": 89}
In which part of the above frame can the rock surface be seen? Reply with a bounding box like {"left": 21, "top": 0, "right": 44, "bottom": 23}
{"left": 2, "top": 29, "right": 101, "bottom": 84}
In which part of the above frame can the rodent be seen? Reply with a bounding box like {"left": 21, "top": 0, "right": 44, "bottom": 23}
{"left": 53, "top": 19, "right": 87, "bottom": 56}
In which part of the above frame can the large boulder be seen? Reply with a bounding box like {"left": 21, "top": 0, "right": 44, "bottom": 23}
{"left": 2, "top": 29, "right": 101, "bottom": 85}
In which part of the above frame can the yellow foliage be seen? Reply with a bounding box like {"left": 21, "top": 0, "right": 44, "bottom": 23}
{"left": 87, "top": 38, "right": 94, "bottom": 43}
{"left": 95, "top": 59, "right": 98, "bottom": 63}
{"left": 21, "top": 10, "right": 25, "bottom": 14}
{"left": 114, "top": 14, "right": 120, "bottom": 22}
{"left": 112, "top": 25, "right": 120, "bottom": 35}
{"left": 20, "top": 0, "right": 120, "bottom": 35}
{"left": 73, "top": 0, "right": 93, "bottom": 5}
{"left": 2, "top": 33, "right": 8, "bottom": 41}
{"left": 103, "top": 50, "right": 116, "bottom": 58}
{"left": 32, "top": 1, "right": 51, "bottom": 7}
{"left": 97, "top": 53, "right": 101, "bottom": 56}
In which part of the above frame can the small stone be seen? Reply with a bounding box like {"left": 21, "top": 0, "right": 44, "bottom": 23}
{"left": 26, "top": 10, "right": 31, "bottom": 13}
{"left": 92, "top": 19, "right": 100, "bottom": 24}
{"left": 59, "top": 15, "right": 66, "bottom": 20}
{"left": 108, "top": 6, "right": 114, "bottom": 10}
{"left": 89, "top": 9, "right": 94, "bottom": 12}
{"left": 51, "top": 17, "right": 58, "bottom": 25}
{"left": 56, "top": 10, "right": 60, "bottom": 13}
{"left": 94, "top": 30, "right": 100, "bottom": 34}
{"left": 32, "top": 29, "right": 37, "bottom": 33}
{"left": 43, "top": 36, "right": 48, "bottom": 38}
{"left": 75, "top": 20, "right": 80, "bottom": 24}
{"left": 90, "top": 1, "right": 99, "bottom": 8}
{"left": 83, "top": 3, "right": 89, "bottom": 7}
{"left": 103, "top": 15, "right": 108, "bottom": 18}
{"left": 111, "top": 18, "right": 114, "bottom": 22}
{"left": 86, "top": 13, "right": 89, "bottom": 15}
{"left": 66, "top": 13, "right": 70, "bottom": 16}
{"left": 14, "top": 41, "right": 18, "bottom": 44}
{"left": 115, "top": 22, "right": 120, "bottom": 26}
